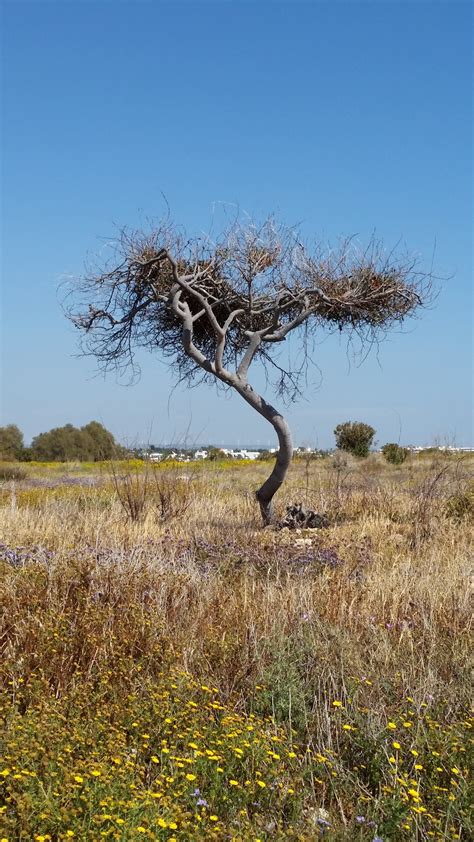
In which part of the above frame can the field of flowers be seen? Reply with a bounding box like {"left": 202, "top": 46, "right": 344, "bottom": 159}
{"left": 1, "top": 454, "right": 472, "bottom": 840}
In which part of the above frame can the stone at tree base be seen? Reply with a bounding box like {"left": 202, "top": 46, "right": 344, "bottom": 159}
{"left": 280, "top": 503, "right": 330, "bottom": 530}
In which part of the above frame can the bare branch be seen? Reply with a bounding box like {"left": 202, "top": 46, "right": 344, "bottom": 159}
{"left": 65, "top": 215, "right": 433, "bottom": 401}
{"left": 64, "top": 213, "right": 435, "bottom": 524}
{"left": 237, "top": 332, "right": 263, "bottom": 380}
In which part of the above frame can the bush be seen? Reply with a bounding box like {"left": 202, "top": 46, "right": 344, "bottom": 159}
{"left": 382, "top": 443, "right": 409, "bottom": 465}
{"left": 0, "top": 424, "right": 24, "bottom": 460}
{"left": 257, "top": 450, "right": 276, "bottom": 461}
{"left": 445, "top": 482, "right": 474, "bottom": 521}
{"left": 110, "top": 462, "right": 194, "bottom": 522}
{"left": 112, "top": 467, "right": 149, "bottom": 522}
{"left": 207, "top": 447, "right": 226, "bottom": 461}
{"left": 334, "top": 421, "right": 376, "bottom": 458}
{"left": 152, "top": 470, "right": 194, "bottom": 521}
{"left": 31, "top": 420, "right": 125, "bottom": 461}
{"left": 17, "top": 447, "right": 33, "bottom": 462}
{"left": 0, "top": 464, "right": 27, "bottom": 481}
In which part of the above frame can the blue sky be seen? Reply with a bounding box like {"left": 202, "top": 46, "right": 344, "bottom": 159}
{"left": 2, "top": 0, "right": 472, "bottom": 448}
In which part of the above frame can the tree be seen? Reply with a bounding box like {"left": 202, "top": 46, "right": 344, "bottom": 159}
{"left": 31, "top": 424, "right": 83, "bottom": 461}
{"left": 31, "top": 421, "right": 121, "bottom": 461}
{"left": 67, "top": 216, "right": 430, "bottom": 524}
{"left": 0, "top": 424, "right": 24, "bottom": 460}
{"left": 334, "top": 421, "right": 376, "bottom": 458}
{"left": 81, "top": 421, "right": 120, "bottom": 460}
{"left": 382, "top": 442, "right": 409, "bottom": 464}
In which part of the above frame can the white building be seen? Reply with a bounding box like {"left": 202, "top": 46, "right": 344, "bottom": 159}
{"left": 194, "top": 449, "right": 208, "bottom": 459}
{"left": 237, "top": 449, "right": 260, "bottom": 460}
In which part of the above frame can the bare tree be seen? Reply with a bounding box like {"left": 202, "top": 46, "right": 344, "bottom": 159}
{"left": 66, "top": 216, "right": 431, "bottom": 524}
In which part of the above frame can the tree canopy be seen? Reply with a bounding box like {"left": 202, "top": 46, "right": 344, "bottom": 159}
{"left": 67, "top": 215, "right": 431, "bottom": 522}
{"left": 69, "top": 218, "right": 429, "bottom": 395}
{"left": 0, "top": 424, "right": 24, "bottom": 460}
{"left": 31, "top": 421, "right": 122, "bottom": 462}
{"left": 334, "top": 421, "right": 376, "bottom": 458}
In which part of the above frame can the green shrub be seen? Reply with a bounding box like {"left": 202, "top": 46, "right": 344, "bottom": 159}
{"left": 334, "top": 421, "right": 375, "bottom": 458}
{"left": 31, "top": 420, "right": 125, "bottom": 461}
{"left": 382, "top": 443, "right": 409, "bottom": 465}
{"left": 17, "top": 447, "right": 33, "bottom": 462}
{"left": 0, "top": 423, "right": 24, "bottom": 460}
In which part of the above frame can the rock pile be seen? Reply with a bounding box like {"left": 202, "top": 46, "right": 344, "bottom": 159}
{"left": 280, "top": 504, "right": 330, "bottom": 530}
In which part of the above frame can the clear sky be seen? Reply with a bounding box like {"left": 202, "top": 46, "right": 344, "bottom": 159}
{"left": 1, "top": 0, "right": 472, "bottom": 449}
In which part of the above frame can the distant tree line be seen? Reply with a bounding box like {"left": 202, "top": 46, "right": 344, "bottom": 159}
{"left": 0, "top": 418, "right": 413, "bottom": 464}
{"left": 0, "top": 421, "right": 126, "bottom": 462}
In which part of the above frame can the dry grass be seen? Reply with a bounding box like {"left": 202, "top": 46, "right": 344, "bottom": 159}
{"left": 0, "top": 454, "right": 472, "bottom": 840}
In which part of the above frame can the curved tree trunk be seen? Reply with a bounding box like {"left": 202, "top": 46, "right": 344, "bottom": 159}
{"left": 232, "top": 381, "right": 294, "bottom": 525}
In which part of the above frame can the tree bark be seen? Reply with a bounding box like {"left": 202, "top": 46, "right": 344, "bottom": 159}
{"left": 233, "top": 381, "right": 293, "bottom": 525}
{"left": 176, "top": 300, "right": 294, "bottom": 526}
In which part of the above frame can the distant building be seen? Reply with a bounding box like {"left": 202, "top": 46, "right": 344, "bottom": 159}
{"left": 241, "top": 450, "right": 260, "bottom": 460}
{"left": 407, "top": 445, "right": 474, "bottom": 453}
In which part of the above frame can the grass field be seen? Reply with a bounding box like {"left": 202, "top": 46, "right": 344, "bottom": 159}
{"left": 1, "top": 453, "right": 472, "bottom": 841}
